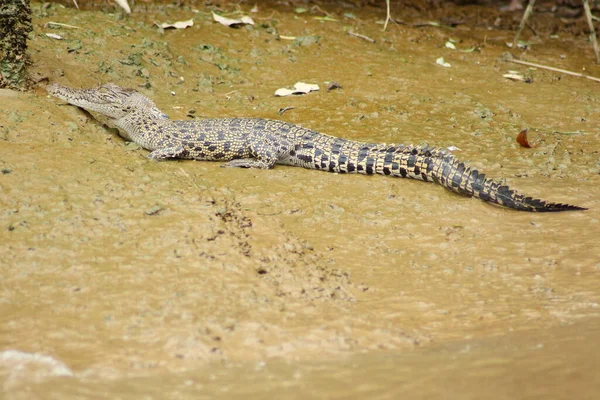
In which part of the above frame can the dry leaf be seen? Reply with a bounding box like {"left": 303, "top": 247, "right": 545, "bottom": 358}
{"left": 158, "top": 19, "right": 194, "bottom": 29}
{"left": 212, "top": 12, "right": 255, "bottom": 27}
{"left": 45, "top": 33, "right": 63, "bottom": 40}
{"left": 275, "top": 82, "right": 320, "bottom": 97}
{"left": 436, "top": 57, "right": 451, "bottom": 68}
{"left": 516, "top": 128, "right": 532, "bottom": 148}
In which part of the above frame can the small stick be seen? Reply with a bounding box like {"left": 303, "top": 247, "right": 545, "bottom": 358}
{"left": 582, "top": 0, "right": 600, "bottom": 64}
{"left": 383, "top": 0, "right": 391, "bottom": 31}
{"left": 347, "top": 30, "right": 375, "bottom": 43}
{"left": 512, "top": 0, "right": 536, "bottom": 49}
{"left": 44, "top": 22, "right": 82, "bottom": 29}
{"left": 278, "top": 106, "right": 295, "bottom": 116}
{"left": 505, "top": 56, "right": 600, "bottom": 83}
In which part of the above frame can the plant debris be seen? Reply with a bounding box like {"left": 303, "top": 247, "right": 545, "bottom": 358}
{"left": 275, "top": 82, "right": 320, "bottom": 97}
{"left": 516, "top": 128, "right": 534, "bottom": 148}
{"left": 156, "top": 19, "right": 194, "bottom": 29}
{"left": 348, "top": 31, "right": 375, "bottom": 43}
{"left": 115, "top": 0, "right": 131, "bottom": 14}
{"left": 436, "top": 57, "right": 451, "bottom": 68}
{"left": 278, "top": 106, "right": 295, "bottom": 115}
{"left": 326, "top": 81, "right": 342, "bottom": 91}
{"left": 212, "top": 12, "right": 255, "bottom": 27}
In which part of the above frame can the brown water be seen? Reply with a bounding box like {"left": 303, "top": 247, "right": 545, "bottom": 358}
{"left": 1, "top": 1, "right": 599, "bottom": 398}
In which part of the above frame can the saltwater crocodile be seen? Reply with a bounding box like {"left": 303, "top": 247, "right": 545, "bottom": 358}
{"left": 47, "top": 83, "right": 586, "bottom": 212}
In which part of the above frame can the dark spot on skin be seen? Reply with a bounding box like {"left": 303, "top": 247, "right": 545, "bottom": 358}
{"left": 347, "top": 163, "right": 356, "bottom": 173}
{"left": 383, "top": 167, "right": 391, "bottom": 175}
{"left": 289, "top": 149, "right": 296, "bottom": 156}
{"left": 400, "top": 167, "right": 407, "bottom": 177}
{"left": 330, "top": 142, "right": 343, "bottom": 155}
{"left": 366, "top": 158, "right": 374, "bottom": 174}
{"left": 214, "top": 152, "right": 225, "bottom": 158}
{"left": 427, "top": 161, "right": 434, "bottom": 174}
{"left": 298, "top": 154, "right": 312, "bottom": 163}
{"left": 208, "top": 145, "right": 217, "bottom": 152}
{"left": 357, "top": 164, "right": 364, "bottom": 172}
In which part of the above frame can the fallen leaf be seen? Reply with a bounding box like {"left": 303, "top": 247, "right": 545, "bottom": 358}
{"left": 503, "top": 71, "right": 525, "bottom": 82}
{"left": 445, "top": 41, "right": 456, "bottom": 50}
{"left": 212, "top": 12, "right": 255, "bottom": 27}
{"left": 158, "top": 19, "right": 194, "bottom": 29}
{"left": 275, "top": 82, "right": 320, "bottom": 97}
{"left": 516, "top": 129, "right": 532, "bottom": 148}
{"left": 436, "top": 57, "right": 451, "bottom": 68}
{"left": 45, "top": 33, "right": 63, "bottom": 40}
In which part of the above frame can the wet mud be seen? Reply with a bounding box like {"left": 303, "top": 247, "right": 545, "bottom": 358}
{"left": 1, "top": 1, "right": 600, "bottom": 398}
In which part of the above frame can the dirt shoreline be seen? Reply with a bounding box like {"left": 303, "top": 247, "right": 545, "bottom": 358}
{"left": 1, "top": 1, "right": 599, "bottom": 397}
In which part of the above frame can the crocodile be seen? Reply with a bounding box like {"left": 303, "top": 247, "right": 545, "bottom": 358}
{"left": 47, "top": 83, "right": 586, "bottom": 212}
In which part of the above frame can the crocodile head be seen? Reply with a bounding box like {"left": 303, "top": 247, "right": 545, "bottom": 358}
{"left": 47, "top": 83, "right": 169, "bottom": 122}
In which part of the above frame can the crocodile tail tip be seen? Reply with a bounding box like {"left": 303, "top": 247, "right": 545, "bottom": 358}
{"left": 516, "top": 198, "right": 588, "bottom": 212}
{"left": 495, "top": 187, "right": 587, "bottom": 212}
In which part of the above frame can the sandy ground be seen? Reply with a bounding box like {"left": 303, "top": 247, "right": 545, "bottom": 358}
{"left": 1, "top": 1, "right": 599, "bottom": 398}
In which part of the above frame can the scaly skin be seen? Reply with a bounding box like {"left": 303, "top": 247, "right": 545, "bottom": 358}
{"left": 47, "top": 83, "right": 586, "bottom": 212}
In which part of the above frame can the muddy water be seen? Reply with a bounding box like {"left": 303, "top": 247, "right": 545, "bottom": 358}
{"left": 1, "top": 1, "right": 600, "bottom": 398}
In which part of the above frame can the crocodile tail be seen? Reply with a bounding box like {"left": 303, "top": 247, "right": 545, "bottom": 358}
{"left": 431, "top": 154, "right": 587, "bottom": 212}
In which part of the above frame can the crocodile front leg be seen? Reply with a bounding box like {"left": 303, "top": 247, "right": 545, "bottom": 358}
{"left": 147, "top": 144, "right": 187, "bottom": 160}
{"left": 223, "top": 159, "right": 275, "bottom": 169}
{"left": 223, "top": 139, "right": 282, "bottom": 169}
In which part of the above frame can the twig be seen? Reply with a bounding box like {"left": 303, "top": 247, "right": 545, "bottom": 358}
{"left": 582, "top": 0, "right": 600, "bottom": 64}
{"left": 278, "top": 106, "right": 295, "bottom": 116}
{"left": 383, "top": 0, "right": 391, "bottom": 31}
{"left": 44, "top": 22, "right": 82, "bottom": 29}
{"left": 348, "top": 30, "right": 375, "bottom": 43}
{"left": 505, "top": 55, "right": 600, "bottom": 83}
{"left": 512, "top": 0, "right": 536, "bottom": 49}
